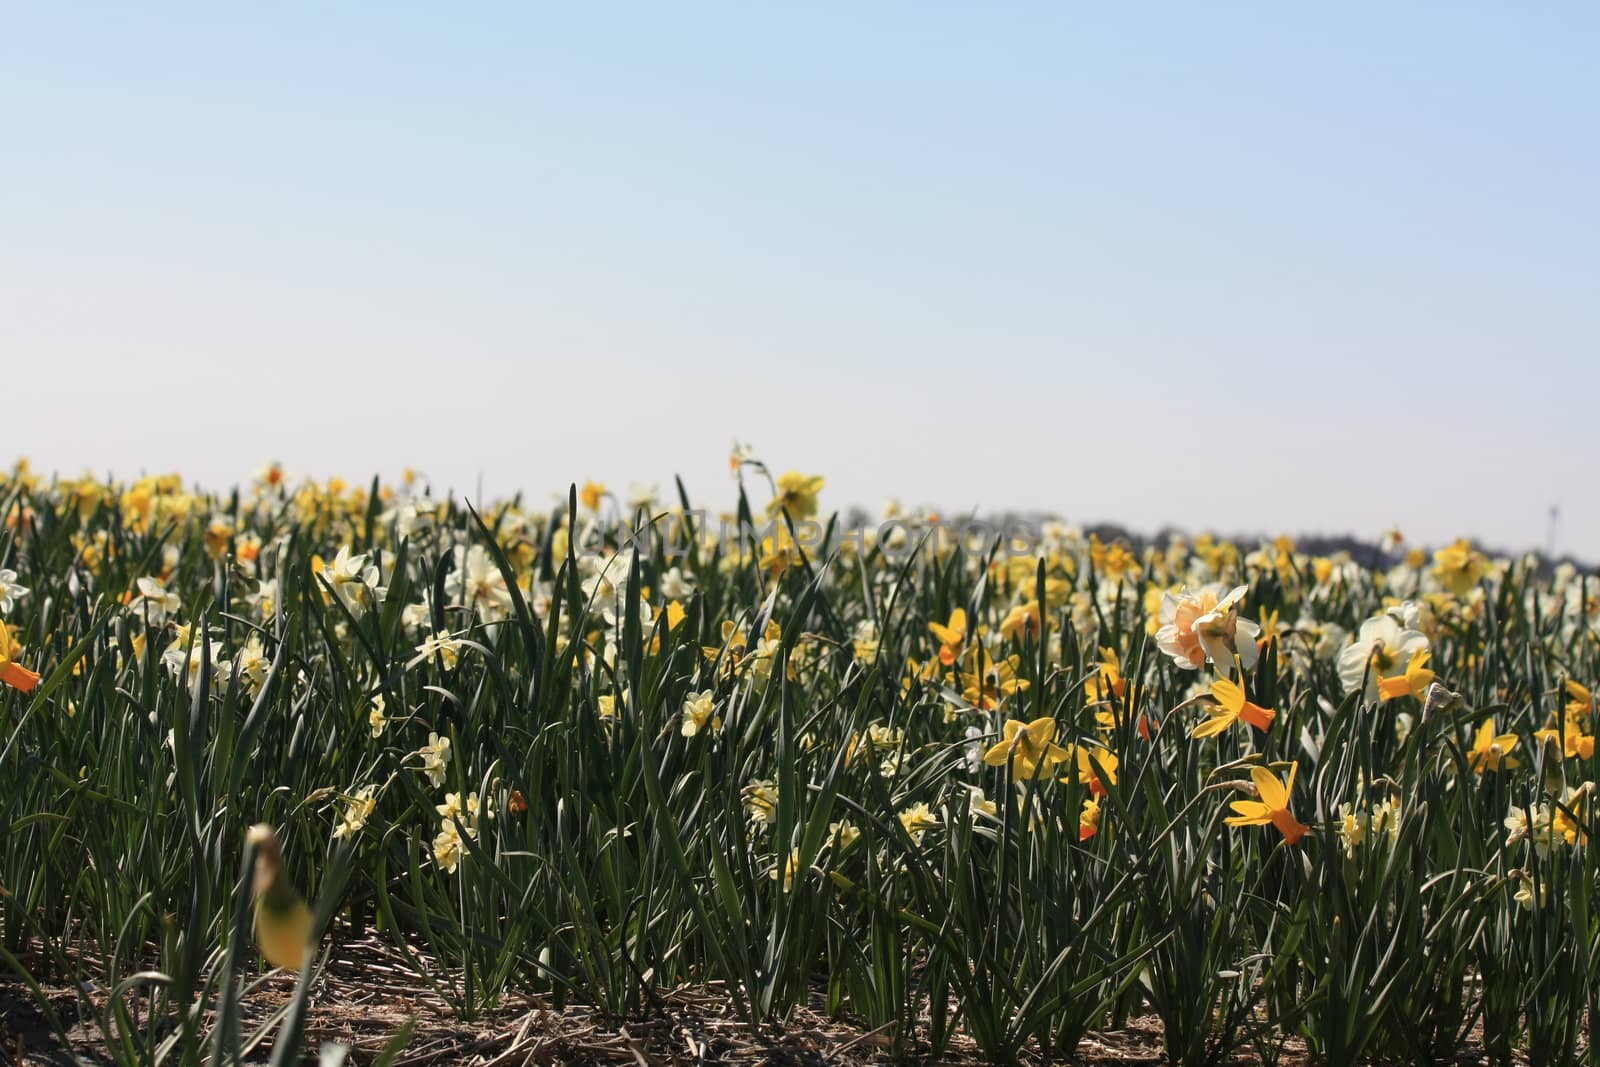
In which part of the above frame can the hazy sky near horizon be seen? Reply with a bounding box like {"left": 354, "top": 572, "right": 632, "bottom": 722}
{"left": 3, "top": 5, "right": 1596, "bottom": 555}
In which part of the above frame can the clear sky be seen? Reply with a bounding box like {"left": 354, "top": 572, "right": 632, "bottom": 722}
{"left": 3, "top": 4, "right": 1596, "bottom": 555}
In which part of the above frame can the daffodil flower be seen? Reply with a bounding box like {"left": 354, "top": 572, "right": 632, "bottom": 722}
{"left": 1466, "top": 718, "right": 1520, "bottom": 774}
{"left": 1058, "top": 742, "right": 1119, "bottom": 796}
{"left": 1155, "top": 584, "right": 1262, "bottom": 673}
{"left": 1378, "top": 648, "right": 1434, "bottom": 702}
{"left": 958, "top": 648, "right": 1029, "bottom": 710}
{"left": 1563, "top": 679, "right": 1593, "bottom": 723}
{"left": 928, "top": 608, "right": 967, "bottom": 666}
{"left": 1431, "top": 539, "right": 1485, "bottom": 595}
{"left": 0, "top": 567, "right": 29, "bottom": 613}
{"left": 1225, "top": 763, "right": 1310, "bottom": 845}
{"left": 1078, "top": 795, "right": 1102, "bottom": 841}
{"left": 1192, "top": 677, "right": 1275, "bottom": 738}
{"left": 1084, "top": 647, "right": 1127, "bottom": 709}
{"left": 681, "top": 690, "right": 718, "bottom": 737}
{"left": 0, "top": 639, "right": 41, "bottom": 693}
{"left": 999, "top": 601, "right": 1041, "bottom": 643}
{"left": 1534, "top": 725, "right": 1595, "bottom": 762}
{"left": 766, "top": 471, "right": 825, "bottom": 520}
{"left": 898, "top": 802, "right": 937, "bottom": 844}
{"left": 982, "top": 716, "right": 1068, "bottom": 779}
{"left": 1337, "top": 610, "right": 1428, "bottom": 701}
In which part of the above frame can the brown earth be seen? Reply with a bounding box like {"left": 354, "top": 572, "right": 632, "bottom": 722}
{"left": 2, "top": 937, "right": 1516, "bottom": 1065}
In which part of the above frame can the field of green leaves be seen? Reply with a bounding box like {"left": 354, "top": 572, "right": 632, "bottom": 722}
{"left": 1, "top": 455, "right": 1597, "bottom": 1065}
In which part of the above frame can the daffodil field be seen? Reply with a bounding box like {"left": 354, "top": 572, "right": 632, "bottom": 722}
{"left": 2, "top": 456, "right": 1598, "bottom": 1065}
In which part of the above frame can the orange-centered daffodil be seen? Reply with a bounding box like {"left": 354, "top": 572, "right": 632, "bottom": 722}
{"left": 0, "top": 638, "right": 41, "bottom": 693}
{"left": 1226, "top": 763, "right": 1310, "bottom": 845}
{"left": 1378, "top": 649, "right": 1435, "bottom": 702}
{"left": 928, "top": 608, "right": 968, "bottom": 666}
{"left": 1193, "top": 677, "right": 1276, "bottom": 738}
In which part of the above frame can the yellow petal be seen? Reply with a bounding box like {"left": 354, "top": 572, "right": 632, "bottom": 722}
{"left": 1191, "top": 710, "right": 1236, "bottom": 738}
{"left": 1474, "top": 719, "right": 1495, "bottom": 751}
{"left": 1210, "top": 677, "right": 1246, "bottom": 715}
{"left": 1250, "top": 765, "right": 1287, "bottom": 809}
{"left": 981, "top": 741, "right": 1012, "bottom": 767}
{"left": 1226, "top": 801, "right": 1270, "bottom": 825}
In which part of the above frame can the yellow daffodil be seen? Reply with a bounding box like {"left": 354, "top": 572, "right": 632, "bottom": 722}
{"left": 928, "top": 608, "right": 968, "bottom": 666}
{"left": 1467, "top": 719, "right": 1520, "bottom": 774}
{"left": 982, "top": 716, "right": 1068, "bottom": 779}
{"left": 1078, "top": 795, "right": 1102, "bottom": 841}
{"left": 758, "top": 524, "right": 806, "bottom": 576}
{"left": 1552, "top": 785, "right": 1592, "bottom": 847}
{"left": 1564, "top": 679, "right": 1593, "bottom": 723}
{"left": 766, "top": 471, "right": 824, "bottom": 520}
{"left": 898, "top": 802, "right": 937, "bottom": 844}
{"left": 770, "top": 848, "right": 803, "bottom": 892}
{"left": 1058, "top": 742, "right": 1119, "bottom": 796}
{"left": 1192, "top": 677, "right": 1276, "bottom": 738}
{"left": 1432, "top": 539, "right": 1485, "bottom": 596}
{"left": 957, "top": 648, "right": 1029, "bottom": 711}
{"left": 1534, "top": 726, "right": 1594, "bottom": 762}
{"left": 1089, "top": 534, "right": 1137, "bottom": 580}
{"left": 1084, "top": 647, "right": 1127, "bottom": 708}
{"left": 902, "top": 655, "right": 941, "bottom": 697}
{"left": 0, "top": 639, "right": 41, "bottom": 693}
{"left": 1225, "top": 763, "right": 1310, "bottom": 845}
{"left": 999, "top": 600, "right": 1041, "bottom": 643}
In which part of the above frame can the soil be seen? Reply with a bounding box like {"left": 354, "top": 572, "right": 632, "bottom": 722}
{"left": 0, "top": 937, "right": 1518, "bottom": 1065}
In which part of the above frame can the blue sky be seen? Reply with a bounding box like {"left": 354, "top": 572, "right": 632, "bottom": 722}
{"left": 3, "top": 5, "right": 1596, "bottom": 554}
